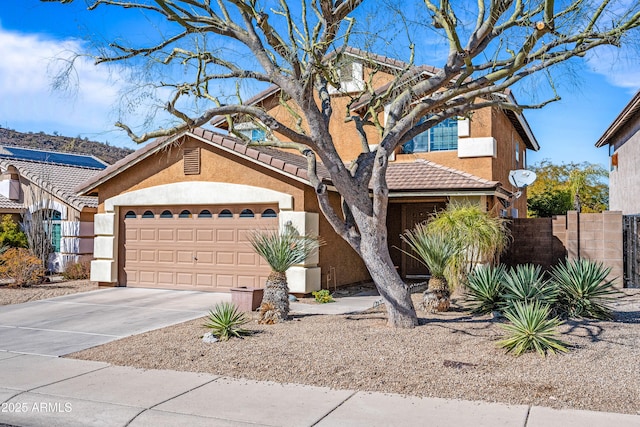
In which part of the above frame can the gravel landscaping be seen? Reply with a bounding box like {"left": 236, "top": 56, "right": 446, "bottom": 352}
{"left": 68, "top": 289, "right": 640, "bottom": 415}
{"left": 0, "top": 280, "right": 98, "bottom": 305}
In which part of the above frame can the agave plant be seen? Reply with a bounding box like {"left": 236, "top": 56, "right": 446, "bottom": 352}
{"left": 401, "top": 223, "right": 459, "bottom": 312}
{"left": 204, "top": 302, "right": 250, "bottom": 341}
{"left": 248, "top": 224, "right": 322, "bottom": 323}
{"left": 501, "top": 264, "right": 558, "bottom": 310}
{"left": 551, "top": 258, "right": 618, "bottom": 320}
{"left": 498, "top": 301, "right": 568, "bottom": 357}
{"left": 466, "top": 264, "right": 506, "bottom": 315}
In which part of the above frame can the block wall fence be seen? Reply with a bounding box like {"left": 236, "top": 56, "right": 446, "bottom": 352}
{"left": 502, "top": 211, "right": 624, "bottom": 287}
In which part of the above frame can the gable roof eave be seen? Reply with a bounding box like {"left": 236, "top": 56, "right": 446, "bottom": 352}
{"left": 595, "top": 89, "right": 640, "bottom": 148}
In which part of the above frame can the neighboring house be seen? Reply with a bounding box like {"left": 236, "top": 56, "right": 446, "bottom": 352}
{"left": 0, "top": 145, "right": 107, "bottom": 272}
{"left": 595, "top": 90, "right": 640, "bottom": 215}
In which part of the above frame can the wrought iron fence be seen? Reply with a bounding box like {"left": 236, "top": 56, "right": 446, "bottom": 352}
{"left": 623, "top": 215, "right": 640, "bottom": 288}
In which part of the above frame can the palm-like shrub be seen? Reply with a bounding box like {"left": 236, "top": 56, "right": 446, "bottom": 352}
{"left": 204, "top": 302, "right": 250, "bottom": 341}
{"left": 466, "top": 264, "right": 506, "bottom": 315}
{"left": 401, "top": 224, "right": 459, "bottom": 312}
{"left": 248, "top": 225, "right": 322, "bottom": 323}
{"left": 551, "top": 258, "right": 618, "bottom": 320}
{"left": 425, "top": 202, "right": 510, "bottom": 288}
{"left": 498, "top": 301, "right": 568, "bottom": 357}
{"left": 501, "top": 264, "right": 558, "bottom": 309}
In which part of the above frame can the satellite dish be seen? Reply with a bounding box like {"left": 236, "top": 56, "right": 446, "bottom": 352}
{"left": 509, "top": 169, "right": 537, "bottom": 188}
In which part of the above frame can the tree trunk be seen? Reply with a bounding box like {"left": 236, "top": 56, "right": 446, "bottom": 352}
{"left": 258, "top": 271, "right": 290, "bottom": 324}
{"left": 422, "top": 276, "right": 450, "bottom": 313}
{"left": 360, "top": 229, "right": 418, "bottom": 328}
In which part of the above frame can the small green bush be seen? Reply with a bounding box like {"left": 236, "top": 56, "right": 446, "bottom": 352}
{"left": 501, "top": 264, "right": 558, "bottom": 309}
{"left": 466, "top": 264, "right": 506, "bottom": 315}
{"left": 312, "top": 289, "right": 335, "bottom": 303}
{"left": 203, "top": 302, "right": 250, "bottom": 341}
{"left": 0, "top": 215, "right": 27, "bottom": 248}
{"left": 0, "top": 247, "right": 44, "bottom": 287}
{"left": 551, "top": 258, "right": 618, "bottom": 320}
{"left": 62, "top": 260, "right": 91, "bottom": 280}
{"left": 498, "top": 301, "right": 568, "bottom": 357}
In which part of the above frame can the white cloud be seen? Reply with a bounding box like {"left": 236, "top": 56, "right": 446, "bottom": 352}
{"left": 0, "top": 26, "right": 138, "bottom": 148}
{"left": 587, "top": 45, "right": 640, "bottom": 93}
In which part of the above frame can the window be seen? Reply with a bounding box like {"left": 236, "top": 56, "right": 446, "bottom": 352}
{"left": 160, "top": 210, "right": 173, "bottom": 218}
{"left": 50, "top": 210, "right": 61, "bottom": 253}
{"left": 238, "top": 127, "right": 266, "bottom": 142}
{"left": 515, "top": 141, "right": 520, "bottom": 168}
{"left": 198, "top": 210, "right": 212, "bottom": 218}
{"left": 262, "top": 208, "right": 277, "bottom": 218}
{"left": 402, "top": 117, "right": 458, "bottom": 153}
{"left": 218, "top": 209, "right": 233, "bottom": 218}
{"left": 178, "top": 210, "right": 192, "bottom": 218}
{"left": 125, "top": 211, "right": 137, "bottom": 219}
{"left": 240, "top": 209, "right": 255, "bottom": 218}
{"left": 142, "top": 211, "right": 155, "bottom": 218}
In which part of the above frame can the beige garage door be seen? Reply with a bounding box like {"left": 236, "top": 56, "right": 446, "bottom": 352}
{"left": 120, "top": 205, "right": 278, "bottom": 291}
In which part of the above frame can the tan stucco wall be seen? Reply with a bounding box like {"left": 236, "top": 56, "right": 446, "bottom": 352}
{"left": 609, "top": 115, "right": 640, "bottom": 214}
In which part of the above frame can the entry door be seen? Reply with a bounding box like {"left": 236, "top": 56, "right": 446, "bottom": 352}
{"left": 401, "top": 202, "right": 446, "bottom": 278}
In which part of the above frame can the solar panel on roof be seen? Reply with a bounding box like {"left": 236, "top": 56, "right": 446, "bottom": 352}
{"left": 0, "top": 146, "right": 107, "bottom": 169}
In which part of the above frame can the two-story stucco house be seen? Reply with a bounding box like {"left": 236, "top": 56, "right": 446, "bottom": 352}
{"left": 78, "top": 48, "right": 540, "bottom": 293}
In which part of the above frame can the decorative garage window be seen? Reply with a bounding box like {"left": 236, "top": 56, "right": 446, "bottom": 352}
{"left": 183, "top": 147, "right": 201, "bottom": 175}
{"left": 218, "top": 209, "right": 233, "bottom": 218}
{"left": 198, "top": 210, "right": 212, "bottom": 218}
{"left": 262, "top": 208, "right": 277, "bottom": 218}
{"left": 142, "top": 211, "right": 155, "bottom": 218}
{"left": 179, "top": 210, "right": 192, "bottom": 218}
{"left": 125, "top": 211, "right": 137, "bottom": 219}
{"left": 240, "top": 209, "right": 254, "bottom": 218}
{"left": 160, "top": 210, "right": 173, "bottom": 218}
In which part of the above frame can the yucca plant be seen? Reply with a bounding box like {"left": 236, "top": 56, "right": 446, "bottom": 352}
{"left": 204, "top": 302, "right": 250, "bottom": 341}
{"left": 466, "top": 264, "right": 507, "bottom": 315}
{"left": 248, "top": 224, "right": 323, "bottom": 323}
{"left": 551, "top": 258, "right": 618, "bottom": 320}
{"left": 498, "top": 301, "right": 568, "bottom": 357}
{"left": 501, "top": 264, "right": 558, "bottom": 310}
{"left": 400, "top": 224, "right": 459, "bottom": 312}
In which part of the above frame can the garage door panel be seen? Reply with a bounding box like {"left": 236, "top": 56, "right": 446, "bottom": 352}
{"left": 177, "top": 251, "right": 195, "bottom": 263}
{"left": 196, "top": 230, "right": 214, "bottom": 241}
{"left": 177, "top": 229, "right": 194, "bottom": 242}
{"left": 158, "top": 229, "right": 175, "bottom": 241}
{"left": 196, "top": 251, "right": 213, "bottom": 263}
{"left": 139, "top": 250, "right": 156, "bottom": 262}
{"left": 216, "top": 252, "right": 235, "bottom": 265}
{"left": 140, "top": 229, "right": 156, "bottom": 241}
{"left": 123, "top": 205, "right": 277, "bottom": 291}
{"left": 237, "top": 252, "right": 259, "bottom": 266}
{"left": 216, "top": 229, "right": 235, "bottom": 242}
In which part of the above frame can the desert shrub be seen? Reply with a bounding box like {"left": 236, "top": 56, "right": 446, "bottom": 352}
{"left": 498, "top": 301, "right": 568, "bottom": 357}
{"left": 62, "top": 260, "right": 91, "bottom": 280}
{"left": 203, "top": 302, "right": 250, "bottom": 341}
{"left": 0, "top": 247, "right": 45, "bottom": 287}
{"left": 466, "top": 264, "right": 506, "bottom": 315}
{"left": 312, "top": 289, "right": 334, "bottom": 303}
{"left": 551, "top": 258, "right": 618, "bottom": 320}
{"left": 501, "top": 264, "right": 558, "bottom": 309}
{"left": 0, "top": 215, "right": 28, "bottom": 248}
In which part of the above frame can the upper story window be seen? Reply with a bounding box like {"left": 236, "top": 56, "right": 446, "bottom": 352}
{"left": 402, "top": 117, "right": 458, "bottom": 153}
{"left": 235, "top": 122, "right": 266, "bottom": 142}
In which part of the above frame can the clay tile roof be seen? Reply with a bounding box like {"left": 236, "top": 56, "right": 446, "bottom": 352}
{"left": 1, "top": 159, "right": 100, "bottom": 210}
{"left": 595, "top": 89, "right": 640, "bottom": 148}
{"left": 386, "top": 160, "right": 500, "bottom": 191}
{"left": 0, "top": 194, "right": 23, "bottom": 211}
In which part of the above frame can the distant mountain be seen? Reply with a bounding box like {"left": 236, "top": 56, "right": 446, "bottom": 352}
{"left": 0, "top": 128, "right": 134, "bottom": 165}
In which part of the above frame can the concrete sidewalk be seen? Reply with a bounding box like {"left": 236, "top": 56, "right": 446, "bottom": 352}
{"left": 0, "top": 352, "right": 638, "bottom": 427}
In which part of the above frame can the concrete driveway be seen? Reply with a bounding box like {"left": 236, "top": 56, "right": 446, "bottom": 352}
{"left": 0, "top": 288, "right": 230, "bottom": 357}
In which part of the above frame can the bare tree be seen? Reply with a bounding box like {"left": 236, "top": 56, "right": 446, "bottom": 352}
{"left": 21, "top": 178, "right": 55, "bottom": 271}
{"left": 44, "top": 0, "right": 639, "bottom": 327}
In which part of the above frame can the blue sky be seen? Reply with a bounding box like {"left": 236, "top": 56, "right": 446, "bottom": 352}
{"left": 1, "top": 1, "right": 638, "bottom": 167}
